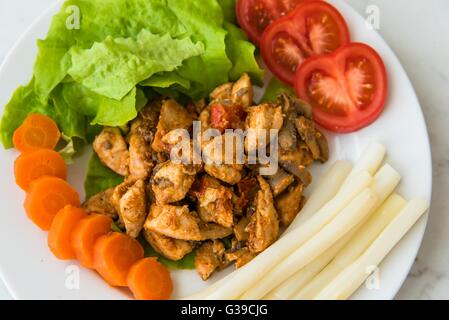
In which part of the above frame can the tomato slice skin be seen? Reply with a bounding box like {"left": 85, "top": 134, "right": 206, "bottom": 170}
{"left": 236, "top": 0, "right": 314, "bottom": 46}
{"left": 260, "top": 0, "right": 350, "bottom": 85}
{"left": 295, "top": 43, "right": 388, "bottom": 133}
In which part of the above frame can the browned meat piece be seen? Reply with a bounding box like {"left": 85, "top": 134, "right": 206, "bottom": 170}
{"left": 202, "top": 135, "right": 244, "bottom": 185}
{"left": 195, "top": 240, "right": 226, "bottom": 280}
{"left": 245, "top": 103, "right": 283, "bottom": 152}
{"left": 266, "top": 168, "right": 295, "bottom": 196}
{"left": 278, "top": 93, "right": 312, "bottom": 120}
{"left": 82, "top": 188, "right": 118, "bottom": 220}
{"left": 143, "top": 229, "right": 193, "bottom": 261}
{"left": 128, "top": 106, "right": 158, "bottom": 180}
{"left": 246, "top": 176, "right": 279, "bottom": 253}
{"left": 231, "top": 73, "right": 253, "bottom": 109}
{"left": 145, "top": 204, "right": 202, "bottom": 240}
{"left": 210, "top": 83, "right": 233, "bottom": 102}
{"left": 118, "top": 179, "right": 147, "bottom": 238}
{"left": 295, "top": 116, "right": 329, "bottom": 163}
{"left": 151, "top": 161, "right": 198, "bottom": 204}
{"left": 279, "top": 142, "right": 313, "bottom": 187}
{"left": 275, "top": 182, "right": 305, "bottom": 227}
{"left": 144, "top": 204, "right": 232, "bottom": 241}
{"left": 111, "top": 180, "right": 135, "bottom": 213}
{"left": 198, "top": 222, "right": 233, "bottom": 240}
{"left": 233, "top": 216, "right": 250, "bottom": 242}
{"left": 233, "top": 176, "right": 260, "bottom": 214}
{"left": 226, "top": 247, "right": 256, "bottom": 269}
{"left": 152, "top": 99, "right": 194, "bottom": 153}
{"left": 93, "top": 127, "right": 129, "bottom": 176}
{"left": 191, "top": 175, "right": 234, "bottom": 228}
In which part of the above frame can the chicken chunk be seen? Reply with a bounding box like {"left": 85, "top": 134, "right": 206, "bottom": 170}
{"left": 128, "top": 106, "right": 158, "bottom": 180}
{"left": 233, "top": 175, "right": 260, "bottom": 214}
{"left": 231, "top": 73, "right": 253, "bottom": 109}
{"left": 152, "top": 99, "right": 194, "bottom": 153}
{"left": 144, "top": 204, "right": 232, "bottom": 241}
{"left": 118, "top": 179, "right": 147, "bottom": 238}
{"left": 275, "top": 182, "right": 305, "bottom": 228}
{"left": 195, "top": 240, "right": 226, "bottom": 280}
{"left": 245, "top": 103, "right": 283, "bottom": 152}
{"left": 93, "top": 127, "right": 129, "bottom": 176}
{"left": 191, "top": 175, "right": 234, "bottom": 228}
{"left": 210, "top": 83, "right": 233, "bottom": 102}
{"left": 246, "top": 176, "right": 279, "bottom": 253}
{"left": 233, "top": 216, "right": 250, "bottom": 242}
{"left": 265, "top": 168, "right": 295, "bottom": 196}
{"left": 279, "top": 143, "right": 313, "bottom": 187}
{"left": 145, "top": 204, "right": 202, "bottom": 241}
{"left": 226, "top": 247, "right": 256, "bottom": 269}
{"left": 143, "top": 230, "right": 193, "bottom": 261}
{"left": 151, "top": 161, "right": 198, "bottom": 204}
{"left": 295, "top": 116, "right": 329, "bottom": 163}
{"left": 82, "top": 188, "right": 118, "bottom": 220}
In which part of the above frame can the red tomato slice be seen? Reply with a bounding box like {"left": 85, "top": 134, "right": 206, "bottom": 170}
{"left": 260, "top": 1, "right": 350, "bottom": 85}
{"left": 295, "top": 43, "right": 388, "bottom": 133}
{"left": 236, "top": 0, "right": 316, "bottom": 45}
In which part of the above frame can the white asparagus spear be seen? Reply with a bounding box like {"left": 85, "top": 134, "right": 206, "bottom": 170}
{"left": 240, "top": 189, "right": 378, "bottom": 299}
{"left": 341, "top": 142, "right": 386, "bottom": 190}
{"left": 315, "top": 199, "right": 430, "bottom": 300}
{"left": 293, "top": 193, "right": 406, "bottom": 299}
{"left": 263, "top": 224, "right": 359, "bottom": 300}
{"left": 286, "top": 160, "right": 352, "bottom": 231}
{"left": 201, "top": 171, "right": 373, "bottom": 300}
{"left": 241, "top": 164, "right": 400, "bottom": 299}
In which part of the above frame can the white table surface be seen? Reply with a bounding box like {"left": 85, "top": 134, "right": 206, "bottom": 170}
{"left": 0, "top": 0, "right": 448, "bottom": 300}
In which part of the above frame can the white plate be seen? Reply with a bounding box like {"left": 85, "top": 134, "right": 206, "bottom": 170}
{"left": 0, "top": 0, "right": 431, "bottom": 300}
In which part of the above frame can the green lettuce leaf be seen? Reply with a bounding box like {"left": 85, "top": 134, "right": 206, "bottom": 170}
{"left": 68, "top": 29, "right": 204, "bottom": 100}
{"left": 224, "top": 22, "right": 264, "bottom": 85}
{"left": 84, "top": 152, "right": 124, "bottom": 199}
{"left": 218, "top": 0, "right": 237, "bottom": 23}
{"left": 261, "top": 77, "right": 296, "bottom": 103}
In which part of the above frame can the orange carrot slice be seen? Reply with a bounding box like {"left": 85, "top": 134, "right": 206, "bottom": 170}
{"left": 71, "top": 214, "right": 113, "bottom": 269}
{"left": 24, "top": 176, "right": 80, "bottom": 230}
{"left": 14, "top": 149, "right": 67, "bottom": 191}
{"left": 13, "top": 113, "right": 61, "bottom": 153}
{"left": 48, "top": 205, "right": 88, "bottom": 260}
{"left": 93, "top": 232, "right": 144, "bottom": 287}
{"left": 127, "top": 257, "right": 173, "bottom": 300}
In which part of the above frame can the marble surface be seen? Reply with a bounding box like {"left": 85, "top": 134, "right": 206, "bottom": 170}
{"left": 0, "top": 0, "right": 448, "bottom": 300}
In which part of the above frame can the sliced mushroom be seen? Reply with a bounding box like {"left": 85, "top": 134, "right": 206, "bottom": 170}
{"left": 93, "top": 127, "right": 129, "bottom": 176}
{"left": 233, "top": 216, "right": 250, "bottom": 242}
{"left": 265, "top": 168, "right": 295, "bottom": 196}
{"left": 198, "top": 222, "right": 233, "bottom": 240}
{"left": 82, "top": 188, "right": 118, "bottom": 220}
{"left": 143, "top": 229, "right": 193, "bottom": 261}
{"left": 246, "top": 176, "right": 279, "bottom": 253}
{"left": 295, "top": 116, "right": 329, "bottom": 162}
{"left": 226, "top": 247, "right": 256, "bottom": 269}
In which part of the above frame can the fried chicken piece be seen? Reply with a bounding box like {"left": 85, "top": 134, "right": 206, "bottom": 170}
{"left": 151, "top": 161, "right": 198, "bottom": 204}
{"left": 294, "top": 116, "right": 329, "bottom": 163}
{"left": 93, "top": 127, "right": 129, "bottom": 176}
{"left": 233, "top": 176, "right": 260, "bottom": 214}
{"left": 152, "top": 99, "right": 194, "bottom": 153}
{"left": 195, "top": 240, "right": 226, "bottom": 280}
{"left": 143, "top": 229, "right": 193, "bottom": 261}
{"left": 191, "top": 175, "right": 234, "bottom": 228}
{"left": 279, "top": 142, "right": 313, "bottom": 187}
{"left": 118, "top": 179, "right": 147, "bottom": 238}
{"left": 128, "top": 106, "right": 158, "bottom": 180}
{"left": 231, "top": 73, "right": 253, "bottom": 109}
{"left": 144, "top": 204, "right": 202, "bottom": 241}
{"left": 82, "top": 188, "right": 118, "bottom": 220}
{"left": 226, "top": 247, "right": 256, "bottom": 269}
{"left": 275, "top": 182, "right": 305, "bottom": 228}
{"left": 245, "top": 103, "right": 283, "bottom": 153}
{"left": 144, "top": 204, "right": 232, "bottom": 241}
{"left": 210, "top": 83, "right": 233, "bottom": 102}
{"left": 233, "top": 216, "right": 250, "bottom": 242}
{"left": 246, "top": 176, "right": 279, "bottom": 253}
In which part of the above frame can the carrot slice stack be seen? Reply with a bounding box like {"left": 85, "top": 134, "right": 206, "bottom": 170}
{"left": 13, "top": 114, "right": 61, "bottom": 153}
{"left": 48, "top": 205, "right": 88, "bottom": 260}
{"left": 71, "top": 214, "right": 113, "bottom": 269}
{"left": 127, "top": 257, "right": 173, "bottom": 300}
{"left": 93, "top": 232, "right": 144, "bottom": 287}
{"left": 24, "top": 176, "right": 80, "bottom": 230}
{"left": 14, "top": 149, "right": 67, "bottom": 191}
